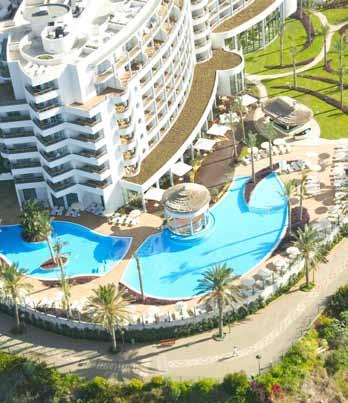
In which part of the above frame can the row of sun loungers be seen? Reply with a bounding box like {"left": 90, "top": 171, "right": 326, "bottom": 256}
{"left": 241, "top": 144, "right": 293, "bottom": 166}
{"left": 50, "top": 206, "right": 80, "bottom": 217}
{"left": 109, "top": 209, "right": 141, "bottom": 227}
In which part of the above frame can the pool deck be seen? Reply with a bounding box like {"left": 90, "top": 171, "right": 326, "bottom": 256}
{"left": 0, "top": 140, "right": 336, "bottom": 316}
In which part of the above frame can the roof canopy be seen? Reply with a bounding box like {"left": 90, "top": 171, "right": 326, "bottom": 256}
{"left": 162, "top": 183, "right": 211, "bottom": 214}
{"left": 171, "top": 161, "right": 192, "bottom": 177}
{"left": 242, "top": 94, "right": 258, "bottom": 107}
{"left": 263, "top": 96, "right": 313, "bottom": 127}
{"left": 207, "top": 124, "right": 229, "bottom": 137}
{"left": 144, "top": 187, "right": 165, "bottom": 202}
{"left": 194, "top": 138, "right": 216, "bottom": 151}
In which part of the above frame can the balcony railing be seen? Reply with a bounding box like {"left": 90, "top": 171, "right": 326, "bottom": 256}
{"left": 77, "top": 164, "right": 108, "bottom": 174}
{"left": 48, "top": 179, "right": 75, "bottom": 192}
{"left": 40, "top": 149, "right": 70, "bottom": 162}
{"left": 11, "top": 160, "right": 41, "bottom": 169}
{"left": 1, "top": 115, "right": 31, "bottom": 123}
{"left": 30, "top": 101, "right": 60, "bottom": 113}
{"left": 81, "top": 178, "right": 110, "bottom": 189}
{"left": 0, "top": 130, "right": 34, "bottom": 139}
{"left": 33, "top": 117, "right": 64, "bottom": 130}
{"left": 37, "top": 134, "right": 67, "bottom": 146}
{"left": 2, "top": 145, "right": 37, "bottom": 154}
{"left": 75, "top": 133, "right": 104, "bottom": 143}
{"left": 15, "top": 175, "right": 44, "bottom": 184}
{"left": 75, "top": 148, "right": 107, "bottom": 159}
{"left": 26, "top": 84, "right": 57, "bottom": 96}
{"left": 43, "top": 164, "right": 72, "bottom": 177}
{"left": 73, "top": 118, "right": 99, "bottom": 127}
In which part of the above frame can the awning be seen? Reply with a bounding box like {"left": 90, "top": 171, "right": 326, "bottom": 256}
{"left": 207, "top": 123, "right": 229, "bottom": 137}
{"left": 144, "top": 187, "right": 165, "bottom": 202}
{"left": 242, "top": 94, "right": 258, "bottom": 107}
{"left": 171, "top": 161, "right": 192, "bottom": 177}
{"left": 194, "top": 138, "right": 216, "bottom": 152}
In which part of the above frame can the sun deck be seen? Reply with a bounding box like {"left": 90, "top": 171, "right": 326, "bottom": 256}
{"left": 213, "top": 0, "right": 276, "bottom": 33}
{"left": 127, "top": 50, "right": 242, "bottom": 185}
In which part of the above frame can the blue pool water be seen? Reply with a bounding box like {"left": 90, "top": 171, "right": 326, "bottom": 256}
{"left": 121, "top": 173, "right": 288, "bottom": 299}
{"left": 0, "top": 221, "right": 132, "bottom": 280}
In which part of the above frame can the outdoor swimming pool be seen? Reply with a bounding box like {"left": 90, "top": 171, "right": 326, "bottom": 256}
{"left": 122, "top": 173, "right": 288, "bottom": 299}
{"left": 0, "top": 221, "right": 132, "bottom": 280}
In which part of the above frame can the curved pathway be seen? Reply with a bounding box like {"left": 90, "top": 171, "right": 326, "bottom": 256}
{"left": 0, "top": 239, "right": 347, "bottom": 381}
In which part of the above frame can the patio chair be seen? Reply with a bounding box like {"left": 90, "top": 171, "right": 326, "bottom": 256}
{"left": 57, "top": 206, "right": 65, "bottom": 215}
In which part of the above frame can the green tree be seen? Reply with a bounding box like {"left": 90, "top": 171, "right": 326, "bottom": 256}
{"left": 195, "top": 264, "right": 241, "bottom": 339}
{"left": 304, "top": 0, "right": 315, "bottom": 41}
{"left": 244, "top": 131, "right": 257, "bottom": 183}
{"left": 85, "top": 284, "right": 131, "bottom": 352}
{"left": 262, "top": 120, "right": 276, "bottom": 170}
{"left": 0, "top": 262, "right": 32, "bottom": 328}
{"left": 134, "top": 254, "right": 145, "bottom": 303}
{"left": 293, "top": 225, "right": 327, "bottom": 288}
{"left": 284, "top": 179, "right": 296, "bottom": 234}
{"left": 53, "top": 239, "right": 71, "bottom": 318}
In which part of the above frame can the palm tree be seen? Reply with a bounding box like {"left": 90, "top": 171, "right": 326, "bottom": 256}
{"left": 53, "top": 238, "right": 71, "bottom": 318}
{"left": 298, "top": 171, "right": 307, "bottom": 221}
{"left": 0, "top": 262, "right": 32, "bottom": 328}
{"left": 299, "top": 0, "right": 303, "bottom": 19}
{"left": 262, "top": 120, "right": 276, "bottom": 170}
{"left": 85, "top": 284, "right": 131, "bottom": 352}
{"left": 284, "top": 179, "right": 296, "bottom": 234}
{"left": 244, "top": 131, "right": 257, "bottom": 183}
{"left": 290, "top": 42, "right": 298, "bottom": 88}
{"left": 293, "top": 225, "right": 325, "bottom": 288}
{"left": 195, "top": 264, "right": 241, "bottom": 339}
{"left": 321, "top": 24, "right": 330, "bottom": 66}
{"left": 279, "top": 22, "right": 285, "bottom": 66}
{"left": 226, "top": 107, "right": 239, "bottom": 159}
{"left": 334, "top": 34, "right": 347, "bottom": 110}
{"left": 234, "top": 96, "right": 246, "bottom": 141}
{"left": 134, "top": 254, "right": 145, "bottom": 303}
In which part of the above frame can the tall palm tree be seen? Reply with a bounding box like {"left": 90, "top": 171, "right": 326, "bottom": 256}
{"left": 279, "top": 22, "right": 285, "bottom": 66}
{"left": 290, "top": 42, "right": 298, "bottom": 88}
{"left": 134, "top": 254, "right": 145, "bottom": 303}
{"left": 195, "top": 264, "right": 241, "bottom": 339}
{"left": 244, "top": 131, "right": 257, "bottom": 183}
{"left": 234, "top": 96, "right": 246, "bottom": 141}
{"left": 298, "top": 171, "right": 307, "bottom": 221}
{"left": 262, "top": 120, "right": 276, "bottom": 170}
{"left": 85, "top": 284, "right": 131, "bottom": 352}
{"left": 284, "top": 179, "right": 296, "bottom": 234}
{"left": 226, "top": 107, "right": 239, "bottom": 159}
{"left": 322, "top": 24, "right": 330, "bottom": 66}
{"left": 304, "top": 0, "right": 314, "bottom": 41}
{"left": 0, "top": 262, "right": 32, "bottom": 328}
{"left": 293, "top": 225, "right": 326, "bottom": 288}
{"left": 53, "top": 238, "right": 71, "bottom": 318}
{"left": 334, "top": 34, "right": 347, "bottom": 110}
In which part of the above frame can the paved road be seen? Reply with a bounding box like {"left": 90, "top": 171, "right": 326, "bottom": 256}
{"left": 0, "top": 240, "right": 347, "bottom": 382}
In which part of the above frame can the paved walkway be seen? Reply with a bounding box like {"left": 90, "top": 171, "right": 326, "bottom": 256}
{"left": 0, "top": 239, "right": 347, "bottom": 381}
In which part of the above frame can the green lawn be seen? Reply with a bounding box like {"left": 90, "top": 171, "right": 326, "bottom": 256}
{"left": 264, "top": 76, "right": 348, "bottom": 138}
{"left": 245, "top": 14, "right": 323, "bottom": 75}
{"left": 322, "top": 8, "right": 348, "bottom": 25}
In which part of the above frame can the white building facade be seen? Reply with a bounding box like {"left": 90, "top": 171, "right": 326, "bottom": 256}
{"left": 0, "top": 0, "right": 296, "bottom": 213}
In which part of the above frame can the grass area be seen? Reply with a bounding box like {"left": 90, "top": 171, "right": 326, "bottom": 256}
{"left": 321, "top": 7, "right": 348, "bottom": 25}
{"left": 245, "top": 14, "right": 323, "bottom": 75}
{"left": 264, "top": 75, "right": 348, "bottom": 138}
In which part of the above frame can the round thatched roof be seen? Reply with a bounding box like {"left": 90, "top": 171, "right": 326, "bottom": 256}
{"left": 162, "top": 183, "right": 211, "bottom": 214}
{"left": 263, "top": 96, "right": 313, "bottom": 127}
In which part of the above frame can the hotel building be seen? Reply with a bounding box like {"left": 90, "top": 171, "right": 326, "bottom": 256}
{"left": 0, "top": 0, "right": 296, "bottom": 213}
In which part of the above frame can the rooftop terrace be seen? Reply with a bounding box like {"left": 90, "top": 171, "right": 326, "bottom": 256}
{"left": 214, "top": 0, "right": 276, "bottom": 33}
{"left": 127, "top": 50, "right": 242, "bottom": 185}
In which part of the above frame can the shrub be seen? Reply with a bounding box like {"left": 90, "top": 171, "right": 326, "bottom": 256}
{"left": 325, "top": 347, "right": 348, "bottom": 375}
{"left": 327, "top": 285, "right": 348, "bottom": 318}
{"left": 222, "top": 372, "right": 250, "bottom": 401}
